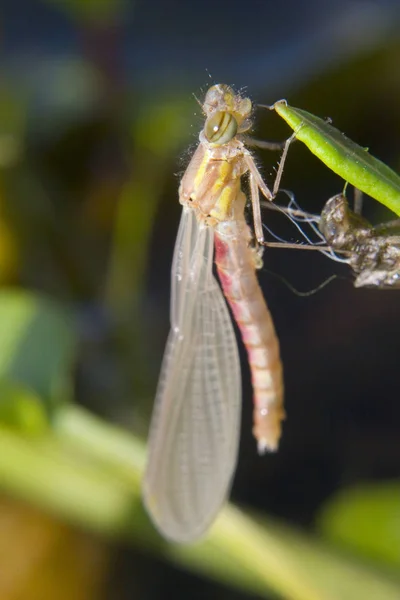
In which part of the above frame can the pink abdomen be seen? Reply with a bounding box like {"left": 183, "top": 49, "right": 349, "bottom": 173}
{"left": 214, "top": 223, "right": 285, "bottom": 453}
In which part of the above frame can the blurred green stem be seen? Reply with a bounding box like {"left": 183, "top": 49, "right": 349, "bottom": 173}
{"left": 102, "top": 98, "right": 192, "bottom": 404}
{"left": 0, "top": 405, "right": 399, "bottom": 600}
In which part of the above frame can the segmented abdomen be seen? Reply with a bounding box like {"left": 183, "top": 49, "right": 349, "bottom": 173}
{"left": 214, "top": 220, "right": 285, "bottom": 453}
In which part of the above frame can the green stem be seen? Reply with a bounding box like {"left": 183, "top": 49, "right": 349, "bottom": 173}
{"left": 0, "top": 423, "right": 134, "bottom": 536}
{"left": 0, "top": 406, "right": 399, "bottom": 600}
{"left": 53, "top": 404, "right": 146, "bottom": 479}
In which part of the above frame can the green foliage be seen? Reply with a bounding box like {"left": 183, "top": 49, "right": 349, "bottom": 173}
{"left": 317, "top": 482, "right": 400, "bottom": 569}
{"left": 0, "top": 381, "right": 48, "bottom": 434}
{"left": 105, "top": 96, "right": 193, "bottom": 317}
{"left": 274, "top": 102, "right": 400, "bottom": 216}
{"left": 0, "top": 404, "right": 398, "bottom": 600}
{"left": 0, "top": 290, "right": 76, "bottom": 415}
{"left": 0, "top": 287, "right": 397, "bottom": 598}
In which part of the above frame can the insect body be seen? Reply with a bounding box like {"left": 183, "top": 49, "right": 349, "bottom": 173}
{"left": 143, "top": 84, "right": 285, "bottom": 542}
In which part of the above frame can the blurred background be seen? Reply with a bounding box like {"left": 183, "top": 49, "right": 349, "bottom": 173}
{"left": 0, "top": 0, "right": 400, "bottom": 599}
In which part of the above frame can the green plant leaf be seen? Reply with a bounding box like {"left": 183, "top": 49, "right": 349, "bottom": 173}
{"left": 274, "top": 102, "right": 400, "bottom": 216}
{"left": 0, "top": 289, "right": 76, "bottom": 417}
{"left": 0, "top": 380, "right": 48, "bottom": 434}
{"left": 317, "top": 482, "right": 400, "bottom": 569}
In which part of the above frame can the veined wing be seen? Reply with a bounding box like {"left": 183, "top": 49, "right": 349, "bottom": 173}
{"left": 142, "top": 207, "right": 241, "bottom": 543}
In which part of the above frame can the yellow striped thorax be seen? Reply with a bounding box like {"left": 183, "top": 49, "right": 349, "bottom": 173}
{"left": 179, "top": 84, "right": 254, "bottom": 224}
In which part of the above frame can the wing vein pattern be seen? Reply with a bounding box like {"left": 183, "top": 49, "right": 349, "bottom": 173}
{"left": 142, "top": 207, "right": 241, "bottom": 542}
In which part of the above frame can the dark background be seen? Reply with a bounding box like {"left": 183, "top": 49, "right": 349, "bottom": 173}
{"left": 2, "top": 0, "right": 400, "bottom": 598}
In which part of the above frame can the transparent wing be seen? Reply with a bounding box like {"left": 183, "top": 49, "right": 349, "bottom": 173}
{"left": 142, "top": 207, "right": 241, "bottom": 543}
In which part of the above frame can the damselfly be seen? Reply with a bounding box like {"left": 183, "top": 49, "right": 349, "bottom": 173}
{"left": 143, "top": 84, "right": 287, "bottom": 542}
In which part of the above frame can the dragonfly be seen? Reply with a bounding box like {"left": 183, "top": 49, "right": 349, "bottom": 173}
{"left": 319, "top": 192, "right": 400, "bottom": 288}
{"left": 142, "top": 84, "right": 287, "bottom": 543}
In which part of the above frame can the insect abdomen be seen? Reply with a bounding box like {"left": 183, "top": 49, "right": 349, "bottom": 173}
{"left": 214, "top": 221, "right": 285, "bottom": 453}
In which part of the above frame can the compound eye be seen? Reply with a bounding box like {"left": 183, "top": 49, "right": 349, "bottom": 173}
{"left": 204, "top": 111, "right": 238, "bottom": 145}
